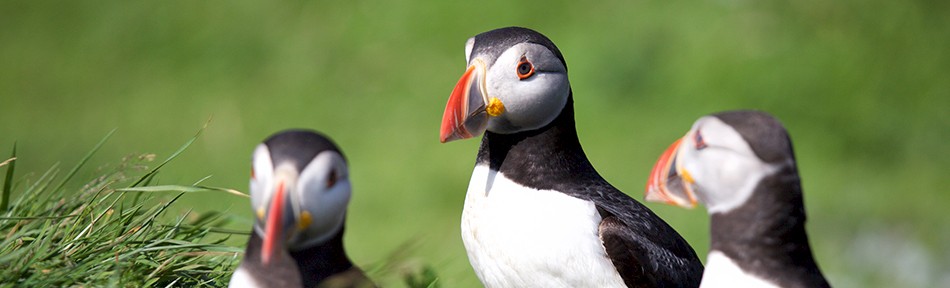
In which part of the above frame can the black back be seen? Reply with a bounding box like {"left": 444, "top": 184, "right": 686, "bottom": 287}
{"left": 476, "top": 95, "right": 704, "bottom": 287}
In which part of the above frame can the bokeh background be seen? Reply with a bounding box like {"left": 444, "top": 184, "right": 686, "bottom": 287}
{"left": 2, "top": 0, "right": 948, "bottom": 287}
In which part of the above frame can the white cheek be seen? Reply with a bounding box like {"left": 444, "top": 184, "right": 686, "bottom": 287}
{"left": 299, "top": 177, "right": 350, "bottom": 226}
{"left": 250, "top": 145, "right": 274, "bottom": 213}
{"left": 485, "top": 50, "right": 569, "bottom": 133}
{"left": 292, "top": 152, "right": 351, "bottom": 247}
{"left": 694, "top": 150, "right": 778, "bottom": 215}
{"left": 713, "top": 155, "right": 749, "bottom": 188}
{"left": 505, "top": 73, "right": 569, "bottom": 127}
{"left": 292, "top": 178, "right": 350, "bottom": 248}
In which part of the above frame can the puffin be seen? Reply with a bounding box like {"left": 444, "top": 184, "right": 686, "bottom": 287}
{"left": 645, "top": 110, "right": 830, "bottom": 288}
{"left": 228, "top": 129, "right": 375, "bottom": 288}
{"left": 439, "top": 27, "right": 704, "bottom": 287}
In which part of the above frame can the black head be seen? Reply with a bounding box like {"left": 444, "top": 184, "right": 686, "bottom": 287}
{"left": 712, "top": 110, "right": 794, "bottom": 164}
{"left": 441, "top": 27, "right": 572, "bottom": 142}
{"left": 263, "top": 129, "right": 346, "bottom": 172}
{"left": 468, "top": 27, "right": 567, "bottom": 72}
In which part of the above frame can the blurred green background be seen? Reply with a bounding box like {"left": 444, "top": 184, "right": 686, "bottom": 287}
{"left": 2, "top": 0, "right": 948, "bottom": 287}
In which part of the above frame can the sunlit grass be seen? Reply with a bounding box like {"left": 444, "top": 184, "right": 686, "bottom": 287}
{"left": 0, "top": 132, "right": 241, "bottom": 287}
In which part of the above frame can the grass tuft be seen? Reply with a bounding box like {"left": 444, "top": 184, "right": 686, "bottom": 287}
{"left": 0, "top": 134, "right": 240, "bottom": 287}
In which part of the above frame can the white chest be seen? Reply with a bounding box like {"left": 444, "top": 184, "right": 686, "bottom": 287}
{"left": 228, "top": 266, "right": 258, "bottom": 288}
{"left": 460, "top": 165, "right": 627, "bottom": 288}
{"left": 701, "top": 251, "right": 780, "bottom": 288}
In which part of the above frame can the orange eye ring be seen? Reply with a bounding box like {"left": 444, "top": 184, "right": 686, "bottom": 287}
{"left": 516, "top": 57, "right": 535, "bottom": 79}
{"left": 251, "top": 168, "right": 255, "bottom": 179}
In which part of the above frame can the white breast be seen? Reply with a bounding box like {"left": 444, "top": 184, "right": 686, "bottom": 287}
{"left": 701, "top": 251, "right": 780, "bottom": 288}
{"left": 228, "top": 266, "right": 259, "bottom": 288}
{"left": 460, "top": 165, "right": 627, "bottom": 288}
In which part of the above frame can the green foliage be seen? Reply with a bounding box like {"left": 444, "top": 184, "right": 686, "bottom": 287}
{"left": 0, "top": 137, "right": 240, "bottom": 287}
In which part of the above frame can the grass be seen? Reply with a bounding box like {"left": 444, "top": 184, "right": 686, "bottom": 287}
{"left": 0, "top": 133, "right": 440, "bottom": 287}
{"left": 0, "top": 132, "right": 240, "bottom": 287}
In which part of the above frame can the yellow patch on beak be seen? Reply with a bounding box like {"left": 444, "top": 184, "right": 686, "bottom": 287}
{"left": 297, "top": 211, "right": 312, "bottom": 231}
{"left": 487, "top": 97, "right": 505, "bottom": 117}
{"left": 256, "top": 207, "right": 265, "bottom": 220}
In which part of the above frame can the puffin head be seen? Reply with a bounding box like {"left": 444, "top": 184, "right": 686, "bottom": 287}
{"left": 645, "top": 110, "right": 796, "bottom": 214}
{"left": 249, "top": 129, "right": 351, "bottom": 265}
{"left": 440, "top": 27, "right": 571, "bottom": 143}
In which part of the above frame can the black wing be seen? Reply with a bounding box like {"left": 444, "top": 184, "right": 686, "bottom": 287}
{"left": 590, "top": 186, "right": 704, "bottom": 288}
{"left": 599, "top": 215, "right": 658, "bottom": 288}
{"left": 598, "top": 212, "right": 702, "bottom": 288}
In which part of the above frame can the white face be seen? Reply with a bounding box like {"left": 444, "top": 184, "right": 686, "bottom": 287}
{"left": 250, "top": 144, "right": 351, "bottom": 250}
{"left": 676, "top": 117, "right": 782, "bottom": 214}
{"left": 471, "top": 41, "right": 570, "bottom": 134}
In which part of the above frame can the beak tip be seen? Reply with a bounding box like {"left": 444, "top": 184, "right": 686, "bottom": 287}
{"left": 644, "top": 186, "right": 671, "bottom": 205}
{"left": 644, "top": 184, "right": 657, "bottom": 200}
{"left": 439, "top": 132, "right": 454, "bottom": 143}
{"left": 439, "top": 125, "right": 472, "bottom": 143}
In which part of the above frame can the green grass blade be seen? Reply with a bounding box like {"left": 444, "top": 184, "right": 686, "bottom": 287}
{"left": 0, "top": 215, "right": 78, "bottom": 220}
{"left": 117, "top": 185, "right": 248, "bottom": 198}
{"left": 130, "top": 121, "right": 208, "bottom": 188}
{"left": 1, "top": 142, "right": 16, "bottom": 212}
{"left": 118, "top": 185, "right": 213, "bottom": 193}
{"left": 52, "top": 129, "right": 116, "bottom": 193}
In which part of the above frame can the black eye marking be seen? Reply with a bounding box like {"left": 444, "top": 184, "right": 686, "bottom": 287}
{"left": 516, "top": 56, "right": 535, "bottom": 79}
{"left": 327, "top": 169, "right": 338, "bottom": 188}
{"left": 694, "top": 131, "right": 708, "bottom": 150}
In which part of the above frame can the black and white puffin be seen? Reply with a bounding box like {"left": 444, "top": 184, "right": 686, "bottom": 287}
{"left": 645, "top": 110, "right": 830, "bottom": 288}
{"left": 439, "top": 27, "right": 703, "bottom": 287}
{"left": 229, "top": 130, "right": 375, "bottom": 288}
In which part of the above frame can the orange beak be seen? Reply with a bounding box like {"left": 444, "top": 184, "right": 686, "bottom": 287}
{"left": 645, "top": 137, "right": 698, "bottom": 208}
{"left": 261, "top": 181, "right": 286, "bottom": 265}
{"left": 440, "top": 62, "right": 490, "bottom": 143}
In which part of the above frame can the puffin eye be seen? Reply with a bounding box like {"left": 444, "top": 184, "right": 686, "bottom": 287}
{"left": 326, "top": 170, "right": 338, "bottom": 188}
{"left": 694, "top": 131, "right": 708, "bottom": 150}
{"left": 251, "top": 167, "right": 255, "bottom": 179}
{"left": 516, "top": 57, "right": 535, "bottom": 79}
